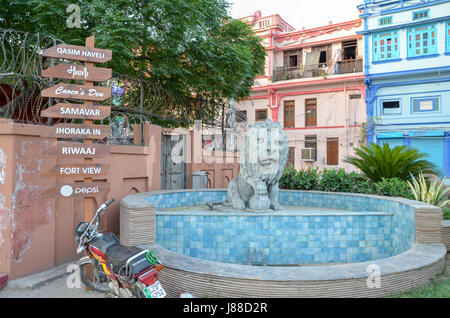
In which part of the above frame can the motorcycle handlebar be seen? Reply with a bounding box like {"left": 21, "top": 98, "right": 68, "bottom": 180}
{"left": 104, "top": 198, "right": 115, "bottom": 207}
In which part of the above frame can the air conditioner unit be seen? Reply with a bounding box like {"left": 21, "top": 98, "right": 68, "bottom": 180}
{"left": 301, "top": 148, "right": 316, "bottom": 161}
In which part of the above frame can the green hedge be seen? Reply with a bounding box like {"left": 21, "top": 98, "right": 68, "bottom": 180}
{"left": 279, "top": 166, "right": 414, "bottom": 200}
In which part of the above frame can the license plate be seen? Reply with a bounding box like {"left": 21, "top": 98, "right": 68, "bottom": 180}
{"left": 143, "top": 280, "right": 166, "bottom": 298}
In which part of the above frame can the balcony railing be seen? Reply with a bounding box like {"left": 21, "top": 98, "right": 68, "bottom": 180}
{"left": 272, "top": 59, "right": 363, "bottom": 82}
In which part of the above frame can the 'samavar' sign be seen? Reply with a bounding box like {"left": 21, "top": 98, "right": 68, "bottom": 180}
{"left": 40, "top": 37, "right": 112, "bottom": 198}
{"left": 41, "top": 103, "right": 111, "bottom": 120}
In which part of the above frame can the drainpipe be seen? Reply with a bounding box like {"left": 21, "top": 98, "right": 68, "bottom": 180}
{"left": 344, "top": 84, "right": 349, "bottom": 169}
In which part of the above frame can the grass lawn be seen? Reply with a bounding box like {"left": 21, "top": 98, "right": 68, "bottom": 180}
{"left": 391, "top": 258, "right": 449, "bottom": 298}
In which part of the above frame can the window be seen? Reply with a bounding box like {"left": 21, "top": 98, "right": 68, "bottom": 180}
{"left": 326, "top": 138, "right": 339, "bottom": 165}
{"left": 284, "top": 101, "right": 295, "bottom": 128}
{"left": 312, "top": 45, "right": 331, "bottom": 67}
{"left": 413, "top": 9, "right": 429, "bottom": 21}
{"left": 287, "top": 147, "right": 295, "bottom": 167}
{"left": 412, "top": 97, "right": 440, "bottom": 113}
{"left": 236, "top": 110, "right": 247, "bottom": 123}
{"left": 382, "top": 100, "right": 401, "bottom": 115}
{"left": 342, "top": 40, "right": 357, "bottom": 60}
{"left": 407, "top": 24, "right": 437, "bottom": 57}
{"left": 255, "top": 109, "right": 267, "bottom": 121}
{"left": 284, "top": 49, "right": 302, "bottom": 68}
{"left": 305, "top": 99, "right": 317, "bottom": 127}
{"left": 305, "top": 135, "right": 317, "bottom": 161}
{"left": 446, "top": 21, "right": 450, "bottom": 53}
{"left": 379, "top": 16, "right": 393, "bottom": 26}
{"left": 259, "top": 20, "right": 271, "bottom": 28}
{"left": 373, "top": 31, "right": 400, "bottom": 61}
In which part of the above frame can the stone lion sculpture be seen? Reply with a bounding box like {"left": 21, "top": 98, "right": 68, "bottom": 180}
{"left": 223, "top": 118, "right": 288, "bottom": 211}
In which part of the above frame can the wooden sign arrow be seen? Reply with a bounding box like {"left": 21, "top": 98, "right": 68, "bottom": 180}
{"left": 43, "top": 142, "right": 111, "bottom": 158}
{"left": 41, "top": 123, "right": 111, "bottom": 139}
{"left": 42, "top": 163, "right": 110, "bottom": 178}
{"left": 41, "top": 182, "right": 111, "bottom": 198}
{"left": 42, "top": 63, "right": 112, "bottom": 82}
{"left": 42, "top": 44, "right": 112, "bottom": 64}
{"left": 41, "top": 103, "right": 111, "bottom": 120}
{"left": 41, "top": 84, "right": 111, "bottom": 101}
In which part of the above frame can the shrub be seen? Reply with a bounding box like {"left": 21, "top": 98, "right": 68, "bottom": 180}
{"left": 344, "top": 143, "right": 436, "bottom": 182}
{"left": 407, "top": 173, "right": 450, "bottom": 208}
{"left": 279, "top": 166, "right": 320, "bottom": 190}
{"left": 279, "top": 167, "right": 415, "bottom": 201}
{"left": 319, "top": 168, "right": 362, "bottom": 193}
{"left": 374, "top": 178, "right": 414, "bottom": 199}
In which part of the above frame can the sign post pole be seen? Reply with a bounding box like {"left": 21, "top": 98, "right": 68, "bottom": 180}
{"left": 83, "top": 35, "right": 96, "bottom": 223}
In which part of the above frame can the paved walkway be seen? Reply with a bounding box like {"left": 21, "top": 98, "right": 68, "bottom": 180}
{"left": 0, "top": 276, "right": 103, "bottom": 298}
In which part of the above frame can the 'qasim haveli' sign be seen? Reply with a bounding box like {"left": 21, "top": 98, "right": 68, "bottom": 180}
{"left": 42, "top": 44, "right": 112, "bottom": 63}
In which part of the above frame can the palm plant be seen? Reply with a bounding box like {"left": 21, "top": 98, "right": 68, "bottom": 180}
{"left": 344, "top": 143, "right": 435, "bottom": 183}
{"left": 407, "top": 173, "right": 450, "bottom": 208}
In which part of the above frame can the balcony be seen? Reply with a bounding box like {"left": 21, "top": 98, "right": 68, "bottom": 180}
{"left": 272, "top": 59, "right": 363, "bottom": 82}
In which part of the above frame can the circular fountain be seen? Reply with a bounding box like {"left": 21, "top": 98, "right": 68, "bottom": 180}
{"left": 120, "top": 120, "right": 446, "bottom": 297}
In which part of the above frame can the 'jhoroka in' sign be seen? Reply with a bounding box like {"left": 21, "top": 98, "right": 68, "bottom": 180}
{"left": 41, "top": 123, "right": 110, "bottom": 139}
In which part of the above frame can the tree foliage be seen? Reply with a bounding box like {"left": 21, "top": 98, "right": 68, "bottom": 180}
{"left": 0, "top": 0, "right": 265, "bottom": 103}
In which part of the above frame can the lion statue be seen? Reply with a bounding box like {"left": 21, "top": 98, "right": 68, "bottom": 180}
{"left": 223, "top": 118, "right": 288, "bottom": 211}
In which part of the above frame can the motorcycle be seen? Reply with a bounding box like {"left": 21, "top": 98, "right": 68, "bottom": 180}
{"left": 75, "top": 198, "right": 166, "bottom": 298}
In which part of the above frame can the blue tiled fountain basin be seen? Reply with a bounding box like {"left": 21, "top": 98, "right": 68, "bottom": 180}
{"left": 145, "top": 190, "right": 415, "bottom": 265}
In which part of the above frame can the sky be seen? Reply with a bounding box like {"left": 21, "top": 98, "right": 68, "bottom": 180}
{"left": 229, "top": 0, "right": 362, "bottom": 30}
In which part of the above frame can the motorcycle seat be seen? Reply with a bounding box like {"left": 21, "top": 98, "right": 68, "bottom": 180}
{"left": 105, "top": 244, "right": 144, "bottom": 274}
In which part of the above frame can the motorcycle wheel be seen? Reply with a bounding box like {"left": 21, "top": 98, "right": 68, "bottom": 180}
{"left": 79, "top": 261, "right": 110, "bottom": 293}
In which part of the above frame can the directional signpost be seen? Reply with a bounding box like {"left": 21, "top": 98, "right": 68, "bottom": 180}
{"left": 40, "top": 36, "right": 112, "bottom": 224}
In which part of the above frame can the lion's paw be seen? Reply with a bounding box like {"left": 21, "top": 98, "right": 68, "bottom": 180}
{"left": 270, "top": 202, "right": 284, "bottom": 211}
{"left": 232, "top": 199, "right": 246, "bottom": 211}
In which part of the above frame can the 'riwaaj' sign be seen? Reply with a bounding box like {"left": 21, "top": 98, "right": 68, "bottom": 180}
{"left": 44, "top": 142, "right": 110, "bottom": 158}
{"left": 42, "top": 44, "right": 112, "bottom": 63}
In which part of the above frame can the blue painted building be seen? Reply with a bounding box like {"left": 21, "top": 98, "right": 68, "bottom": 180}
{"left": 358, "top": 0, "right": 450, "bottom": 178}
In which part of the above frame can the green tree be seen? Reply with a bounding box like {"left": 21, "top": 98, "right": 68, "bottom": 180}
{"left": 1, "top": 0, "right": 265, "bottom": 107}
{"left": 344, "top": 143, "right": 436, "bottom": 183}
